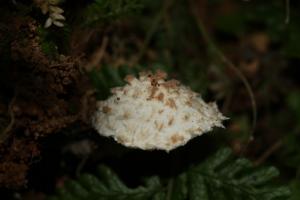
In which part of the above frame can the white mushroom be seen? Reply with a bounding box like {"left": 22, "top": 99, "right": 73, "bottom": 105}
{"left": 92, "top": 70, "right": 227, "bottom": 151}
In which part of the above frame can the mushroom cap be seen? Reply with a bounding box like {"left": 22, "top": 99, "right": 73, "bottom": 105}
{"left": 92, "top": 70, "right": 227, "bottom": 151}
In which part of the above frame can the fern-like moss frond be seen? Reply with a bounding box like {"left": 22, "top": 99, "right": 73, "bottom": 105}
{"left": 48, "top": 148, "right": 290, "bottom": 200}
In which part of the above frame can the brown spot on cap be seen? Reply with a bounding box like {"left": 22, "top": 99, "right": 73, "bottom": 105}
{"left": 124, "top": 75, "right": 134, "bottom": 83}
{"left": 154, "top": 121, "right": 164, "bottom": 131}
{"left": 148, "top": 83, "right": 159, "bottom": 100}
{"left": 155, "top": 70, "right": 167, "bottom": 80}
{"left": 184, "top": 115, "right": 190, "bottom": 121}
{"left": 155, "top": 92, "right": 164, "bottom": 102}
{"left": 102, "top": 106, "right": 112, "bottom": 113}
{"left": 158, "top": 123, "right": 164, "bottom": 131}
{"left": 116, "top": 136, "right": 128, "bottom": 143}
{"left": 170, "top": 134, "right": 184, "bottom": 144}
{"left": 151, "top": 79, "right": 157, "bottom": 86}
{"left": 155, "top": 120, "right": 159, "bottom": 129}
{"left": 168, "top": 117, "right": 174, "bottom": 126}
{"left": 197, "top": 127, "right": 203, "bottom": 132}
{"left": 158, "top": 109, "right": 164, "bottom": 114}
{"left": 123, "top": 111, "right": 130, "bottom": 119}
{"left": 162, "top": 79, "right": 179, "bottom": 89}
{"left": 186, "top": 100, "right": 192, "bottom": 106}
{"left": 166, "top": 98, "right": 177, "bottom": 109}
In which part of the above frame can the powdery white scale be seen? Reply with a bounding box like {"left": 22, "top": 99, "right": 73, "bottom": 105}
{"left": 92, "top": 70, "right": 227, "bottom": 151}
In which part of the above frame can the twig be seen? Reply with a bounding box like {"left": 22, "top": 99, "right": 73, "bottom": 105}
{"left": 285, "top": 0, "right": 290, "bottom": 24}
{"left": 79, "top": 89, "right": 96, "bottom": 122}
{"left": 0, "top": 95, "right": 16, "bottom": 144}
{"left": 166, "top": 178, "right": 174, "bottom": 200}
{"left": 85, "top": 36, "right": 109, "bottom": 71}
{"left": 189, "top": 0, "right": 257, "bottom": 152}
{"left": 76, "top": 155, "right": 89, "bottom": 177}
{"left": 135, "top": 0, "right": 173, "bottom": 63}
{"left": 49, "top": 62, "right": 76, "bottom": 67}
{"left": 254, "top": 140, "right": 282, "bottom": 166}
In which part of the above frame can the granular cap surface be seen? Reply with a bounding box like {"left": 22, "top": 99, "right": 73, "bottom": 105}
{"left": 92, "top": 71, "right": 226, "bottom": 151}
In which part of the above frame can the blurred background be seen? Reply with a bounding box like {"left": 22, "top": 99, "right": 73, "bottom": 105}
{"left": 1, "top": 0, "right": 300, "bottom": 199}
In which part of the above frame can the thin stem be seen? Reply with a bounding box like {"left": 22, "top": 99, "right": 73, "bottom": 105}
{"left": 0, "top": 95, "right": 16, "bottom": 144}
{"left": 254, "top": 140, "right": 282, "bottom": 166}
{"left": 136, "top": 0, "right": 173, "bottom": 63}
{"left": 189, "top": 1, "right": 257, "bottom": 152}
{"left": 166, "top": 178, "right": 174, "bottom": 200}
{"left": 285, "top": 0, "right": 290, "bottom": 24}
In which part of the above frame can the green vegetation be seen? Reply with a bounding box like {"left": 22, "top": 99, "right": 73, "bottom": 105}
{"left": 49, "top": 148, "right": 290, "bottom": 200}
